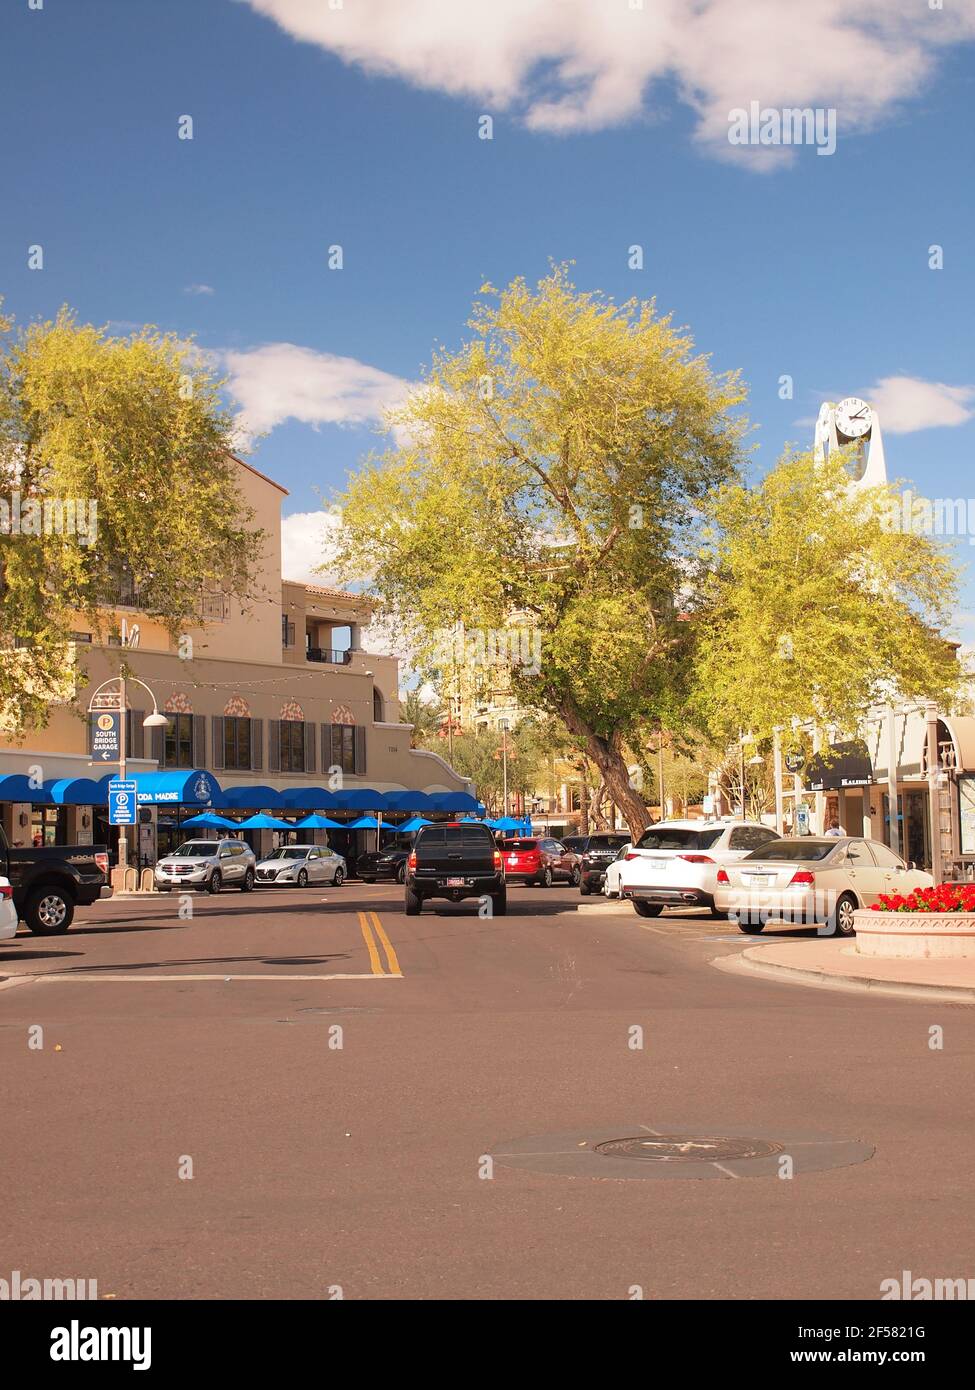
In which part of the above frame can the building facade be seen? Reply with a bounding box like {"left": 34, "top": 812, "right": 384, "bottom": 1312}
{"left": 0, "top": 457, "right": 473, "bottom": 865}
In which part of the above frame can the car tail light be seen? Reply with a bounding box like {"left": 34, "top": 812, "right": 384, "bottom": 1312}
{"left": 493, "top": 851, "right": 502, "bottom": 869}
{"left": 677, "top": 854, "right": 713, "bottom": 864}
{"left": 95, "top": 852, "right": 109, "bottom": 877}
{"left": 407, "top": 851, "right": 416, "bottom": 870}
{"left": 624, "top": 852, "right": 640, "bottom": 861}
{"left": 0, "top": 884, "right": 12, "bottom": 900}
{"left": 715, "top": 868, "right": 730, "bottom": 884}
{"left": 789, "top": 870, "right": 815, "bottom": 886}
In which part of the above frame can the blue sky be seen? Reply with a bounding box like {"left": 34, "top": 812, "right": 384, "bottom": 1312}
{"left": 2, "top": 0, "right": 974, "bottom": 622}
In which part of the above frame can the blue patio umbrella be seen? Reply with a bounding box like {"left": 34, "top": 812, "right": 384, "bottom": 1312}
{"left": 294, "top": 813, "right": 344, "bottom": 830}
{"left": 347, "top": 815, "right": 381, "bottom": 830}
{"left": 397, "top": 816, "right": 432, "bottom": 832}
{"left": 236, "top": 813, "right": 297, "bottom": 831}
{"left": 488, "top": 816, "right": 526, "bottom": 832}
{"left": 181, "top": 812, "right": 240, "bottom": 829}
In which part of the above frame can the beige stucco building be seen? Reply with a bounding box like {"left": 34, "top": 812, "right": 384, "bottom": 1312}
{"left": 0, "top": 456, "right": 474, "bottom": 863}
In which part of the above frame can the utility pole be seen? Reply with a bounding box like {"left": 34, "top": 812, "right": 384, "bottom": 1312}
{"left": 118, "top": 668, "right": 129, "bottom": 883}
{"left": 499, "top": 719, "right": 510, "bottom": 817}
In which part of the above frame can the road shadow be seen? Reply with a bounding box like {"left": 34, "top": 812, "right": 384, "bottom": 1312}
{"left": 1, "top": 949, "right": 83, "bottom": 963}
{"left": 43, "top": 950, "right": 353, "bottom": 975}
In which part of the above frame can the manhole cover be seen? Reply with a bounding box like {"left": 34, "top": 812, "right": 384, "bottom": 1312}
{"left": 491, "top": 1124, "right": 873, "bottom": 1180}
{"left": 594, "top": 1135, "right": 782, "bottom": 1163}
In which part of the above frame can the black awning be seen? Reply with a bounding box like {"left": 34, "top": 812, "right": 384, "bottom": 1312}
{"left": 806, "top": 741, "right": 873, "bottom": 791}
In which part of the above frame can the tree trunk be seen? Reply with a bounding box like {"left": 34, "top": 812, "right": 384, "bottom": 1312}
{"left": 553, "top": 699, "right": 651, "bottom": 838}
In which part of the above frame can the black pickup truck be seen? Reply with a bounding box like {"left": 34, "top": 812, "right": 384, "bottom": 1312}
{"left": 405, "top": 823, "right": 506, "bottom": 916}
{"left": 0, "top": 825, "right": 111, "bottom": 936}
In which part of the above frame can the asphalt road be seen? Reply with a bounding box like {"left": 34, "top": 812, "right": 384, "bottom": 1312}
{"left": 1, "top": 880, "right": 973, "bottom": 1300}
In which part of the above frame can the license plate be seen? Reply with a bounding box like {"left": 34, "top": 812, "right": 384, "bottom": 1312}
{"left": 649, "top": 859, "right": 667, "bottom": 869}
{"left": 744, "top": 874, "right": 773, "bottom": 886}
{"left": 447, "top": 877, "right": 465, "bottom": 887}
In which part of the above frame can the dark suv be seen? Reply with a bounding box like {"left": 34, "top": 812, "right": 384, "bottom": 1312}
{"left": 564, "top": 831, "right": 633, "bottom": 894}
{"left": 405, "top": 824, "right": 505, "bottom": 915}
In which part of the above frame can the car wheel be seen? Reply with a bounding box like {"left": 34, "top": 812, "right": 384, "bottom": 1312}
{"left": 23, "top": 888, "right": 75, "bottom": 936}
{"left": 828, "top": 892, "right": 858, "bottom": 938}
{"left": 396, "top": 863, "right": 406, "bottom": 884}
{"left": 404, "top": 886, "right": 423, "bottom": 916}
{"left": 333, "top": 867, "right": 345, "bottom": 886}
{"left": 541, "top": 867, "right": 553, "bottom": 888}
{"left": 579, "top": 879, "right": 592, "bottom": 896}
{"left": 241, "top": 869, "right": 255, "bottom": 893}
{"left": 491, "top": 890, "right": 507, "bottom": 916}
{"left": 737, "top": 920, "right": 765, "bottom": 934}
{"left": 570, "top": 866, "right": 581, "bottom": 886}
{"left": 207, "top": 871, "right": 222, "bottom": 895}
{"left": 297, "top": 869, "right": 308, "bottom": 887}
{"left": 632, "top": 900, "right": 663, "bottom": 918}
{"left": 709, "top": 903, "right": 727, "bottom": 919}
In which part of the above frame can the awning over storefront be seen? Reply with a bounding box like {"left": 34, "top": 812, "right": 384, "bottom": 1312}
{"left": 0, "top": 767, "right": 482, "bottom": 814}
{"left": 805, "top": 741, "right": 873, "bottom": 791}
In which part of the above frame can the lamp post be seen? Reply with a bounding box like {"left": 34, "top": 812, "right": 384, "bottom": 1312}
{"left": 87, "top": 668, "right": 167, "bottom": 886}
{"left": 499, "top": 718, "right": 510, "bottom": 817}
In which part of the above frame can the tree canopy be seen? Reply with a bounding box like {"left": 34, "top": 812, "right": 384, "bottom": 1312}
{"left": 0, "top": 307, "right": 257, "bottom": 732}
{"left": 333, "top": 267, "right": 747, "bottom": 834}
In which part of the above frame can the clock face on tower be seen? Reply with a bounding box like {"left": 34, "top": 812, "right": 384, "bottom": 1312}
{"left": 834, "top": 397, "right": 873, "bottom": 440}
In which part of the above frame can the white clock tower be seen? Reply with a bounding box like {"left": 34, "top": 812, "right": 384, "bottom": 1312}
{"left": 814, "top": 397, "right": 887, "bottom": 489}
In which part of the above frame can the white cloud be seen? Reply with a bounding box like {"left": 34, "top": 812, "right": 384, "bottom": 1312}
{"left": 223, "top": 342, "right": 411, "bottom": 443}
{"left": 184, "top": 283, "right": 215, "bottom": 296}
{"left": 280, "top": 508, "right": 344, "bottom": 585}
{"left": 239, "top": 0, "right": 975, "bottom": 164}
{"left": 867, "top": 376, "right": 975, "bottom": 434}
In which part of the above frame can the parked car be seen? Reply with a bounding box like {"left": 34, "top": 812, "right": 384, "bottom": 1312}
{"left": 713, "top": 836, "right": 933, "bottom": 937}
{"left": 405, "top": 823, "right": 505, "bottom": 915}
{"left": 154, "top": 839, "right": 257, "bottom": 894}
{"left": 256, "top": 845, "right": 346, "bottom": 887}
{"left": 0, "top": 824, "right": 111, "bottom": 936}
{"left": 0, "top": 875, "right": 18, "bottom": 941}
{"left": 619, "top": 819, "right": 781, "bottom": 917}
{"left": 499, "top": 837, "right": 581, "bottom": 887}
{"left": 563, "top": 831, "right": 633, "bottom": 894}
{"left": 601, "top": 844, "right": 632, "bottom": 899}
{"left": 356, "top": 846, "right": 410, "bottom": 883}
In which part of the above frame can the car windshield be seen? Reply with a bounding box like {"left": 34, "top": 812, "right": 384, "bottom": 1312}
{"left": 590, "top": 835, "right": 630, "bottom": 851}
{"left": 744, "top": 840, "right": 836, "bottom": 862}
{"left": 636, "top": 828, "right": 723, "bottom": 851}
{"left": 173, "top": 843, "right": 217, "bottom": 858}
{"left": 278, "top": 848, "right": 310, "bottom": 860}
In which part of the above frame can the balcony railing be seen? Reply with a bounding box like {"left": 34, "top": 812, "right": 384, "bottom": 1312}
{"left": 306, "top": 647, "right": 353, "bottom": 665}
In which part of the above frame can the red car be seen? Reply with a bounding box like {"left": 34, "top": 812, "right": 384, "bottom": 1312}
{"left": 500, "top": 837, "right": 581, "bottom": 887}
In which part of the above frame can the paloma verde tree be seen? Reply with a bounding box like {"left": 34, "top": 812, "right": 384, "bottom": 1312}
{"left": 693, "top": 449, "right": 964, "bottom": 746}
{"left": 333, "top": 268, "right": 747, "bottom": 835}
{"left": 0, "top": 307, "right": 256, "bottom": 733}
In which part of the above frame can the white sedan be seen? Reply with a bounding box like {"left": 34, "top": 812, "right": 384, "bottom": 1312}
{"left": 1, "top": 876, "right": 18, "bottom": 941}
{"left": 618, "top": 819, "right": 781, "bottom": 917}
{"left": 602, "top": 845, "right": 632, "bottom": 899}
{"left": 713, "top": 836, "right": 933, "bottom": 937}
{"left": 256, "top": 845, "right": 346, "bottom": 887}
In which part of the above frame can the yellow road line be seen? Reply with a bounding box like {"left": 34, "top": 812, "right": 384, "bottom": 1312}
{"left": 357, "top": 911, "right": 385, "bottom": 976}
{"left": 369, "top": 911, "right": 402, "bottom": 976}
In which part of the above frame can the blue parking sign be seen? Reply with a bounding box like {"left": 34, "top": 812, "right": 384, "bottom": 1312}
{"left": 109, "top": 779, "right": 137, "bottom": 826}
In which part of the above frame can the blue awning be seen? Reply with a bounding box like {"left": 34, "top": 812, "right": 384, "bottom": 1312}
{"left": 0, "top": 774, "right": 53, "bottom": 804}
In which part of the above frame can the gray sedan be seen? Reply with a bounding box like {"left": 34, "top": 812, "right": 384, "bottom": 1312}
{"left": 256, "top": 845, "right": 346, "bottom": 887}
{"left": 712, "top": 836, "right": 933, "bottom": 937}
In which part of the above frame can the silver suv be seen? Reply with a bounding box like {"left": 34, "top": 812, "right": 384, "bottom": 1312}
{"left": 154, "top": 839, "right": 257, "bottom": 894}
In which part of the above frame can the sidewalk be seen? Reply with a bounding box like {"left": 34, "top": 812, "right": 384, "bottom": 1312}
{"left": 715, "top": 937, "right": 975, "bottom": 1003}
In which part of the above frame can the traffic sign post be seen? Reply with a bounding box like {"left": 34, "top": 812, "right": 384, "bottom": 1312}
{"left": 109, "top": 779, "right": 137, "bottom": 827}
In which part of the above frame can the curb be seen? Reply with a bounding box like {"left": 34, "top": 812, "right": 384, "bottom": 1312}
{"left": 713, "top": 945, "right": 975, "bottom": 1004}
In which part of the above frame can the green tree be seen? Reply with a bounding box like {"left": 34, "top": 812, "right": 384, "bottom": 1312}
{"left": 399, "top": 687, "right": 447, "bottom": 747}
{"left": 0, "top": 307, "right": 257, "bottom": 732}
{"left": 332, "top": 267, "right": 746, "bottom": 835}
{"left": 693, "top": 449, "right": 964, "bottom": 744}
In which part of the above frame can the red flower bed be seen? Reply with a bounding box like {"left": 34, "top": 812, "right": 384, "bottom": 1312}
{"left": 872, "top": 883, "right": 975, "bottom": 914}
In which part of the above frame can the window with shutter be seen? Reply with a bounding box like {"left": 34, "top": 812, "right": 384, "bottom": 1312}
{"left": 304, "top": 721, "right": 316, "bottom": 774}
{"left": 151, "top": 723, "right": 165, "bottom": 767}
{"left": 131, "top": 711, "right": 145, "bottom": 760}
{"left": 210, "top": 716, "right": 225, "bottom": 771}
{"left": 268, "top": 719, "right": 280, "bottom": 773}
